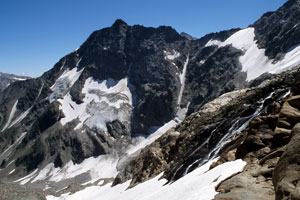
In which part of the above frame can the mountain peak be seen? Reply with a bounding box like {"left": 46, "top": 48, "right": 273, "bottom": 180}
{"left": 112, "top": 19, "right": 128, "bottom": 28}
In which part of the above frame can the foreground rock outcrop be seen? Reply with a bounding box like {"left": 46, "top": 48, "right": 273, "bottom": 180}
{"left": 214, "top": 70, "right": 300, "bottom": 200}
{"left": 273, "top": 123, "right": 300, "bottom": 199}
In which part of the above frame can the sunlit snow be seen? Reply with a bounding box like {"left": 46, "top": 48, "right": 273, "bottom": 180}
{"left": 1, "top": 100, "right": 18, "bottom": 132}
{"left": 177, "top": 54, "right": 189, "bottom": 106}
{"left": 29, "top": 155, "right": 119, "bottom": 184}
{"left": 46, "top": 159, "right": 246, "bottom": 200}
{"left": 205, "top": 27, "right": 300, "bottom": 81}
{"left": 58, "top": 77, "right": 133, "bottom": 131}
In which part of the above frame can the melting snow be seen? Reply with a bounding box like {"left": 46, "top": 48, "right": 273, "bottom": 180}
{"left": 46, "top": 159, "right": 246, "bottom": 200}
{"left": 205, "top": 27, "right": 300, "bottom": 81}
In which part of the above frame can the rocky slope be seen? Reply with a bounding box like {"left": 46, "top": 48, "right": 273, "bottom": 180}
{"left": 113, "top": 66, "right": 299, "bottom": 188}
{"left": 0, "top": 72, "right": 29, "bottom": 91}
{"left": 214, "top": 69, "right": 300, "bottom": 200}
{"left": 0, "top": 0, "right": 300, "bottom": 199}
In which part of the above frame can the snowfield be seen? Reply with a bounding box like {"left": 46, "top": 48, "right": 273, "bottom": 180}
{"left": 58, "top": 77, "right": 133, "bottom": 131}
{"left": 205, "top": 27, "right": 300, "bottom": 81}
{"left": 46, "top": 159, "right": 246, "bottom": 200}
{"left": 31, "top": 155, "right": 119, "bottom": 184}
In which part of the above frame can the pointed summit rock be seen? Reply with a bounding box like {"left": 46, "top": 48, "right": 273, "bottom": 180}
{"left": 112, "top": 19, "right": 128, "bottom": 27}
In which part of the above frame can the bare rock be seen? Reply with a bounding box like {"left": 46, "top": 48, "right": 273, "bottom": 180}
{"left": 215, "top": 162, "right": 275, "bottom": 200}
{"left": 273, "top": 123, "right": 300, "bottom": 200}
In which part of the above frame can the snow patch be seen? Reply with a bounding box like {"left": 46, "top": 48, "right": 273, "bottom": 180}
{"left": 205, "top": 27, "right": 300, "bottom": 81}
{"left": 164, "top": 50, "right": 181, "bottom": 60}
{"left": 0, "top": 132, "right": 27, "bottom": 164}
{"left": 177, "top": 54, "right": 189, "bottom": 106}
{"left": 15, "top": 169, "right": 38, "bottom": 185}
{"left": 8, "top": 107, "right": 32, "bottom": 129}
{"left": 199, "top": 60, "right": 206, "bottom": 64}
{"left": 46, "top": 159, "right": 246, "bottom": 200}
{"left": 31, "top": 155, "right": 118, "bottom": 183}
{"left": 12, "top": 77, "right": 27, "bottom": 81}
{"left": 205, "top": 39, "right": 223, "bottom": 47}
{"left": 1, "top": 100, "right": 18, "bottom": 132}
{"left": 6, "top": 160, "right": 15, "bottom": 167}
{"left": 126, "top": 120, "right": 178, "bottom": 155}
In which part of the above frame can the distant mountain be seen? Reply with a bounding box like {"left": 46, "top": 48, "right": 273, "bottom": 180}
{"left": 0, "top": 72, "right": 29, "bottom": 91}
{"left": 0, "top": 0, "right": 300, "bottom": 199}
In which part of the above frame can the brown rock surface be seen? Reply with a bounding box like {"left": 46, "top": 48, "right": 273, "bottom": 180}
{"left": 214, "top": 161, "right": 275, "bottom": 200}
{"left": 273, "top": 123, "right": 300, "bottom": 200}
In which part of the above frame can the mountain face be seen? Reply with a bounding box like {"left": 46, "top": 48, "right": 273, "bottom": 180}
{"left": 1, "top": 0, "right": 300, "bottom": 199}
{"left": 0, "top": 72, "right": 29, "bottom": 91}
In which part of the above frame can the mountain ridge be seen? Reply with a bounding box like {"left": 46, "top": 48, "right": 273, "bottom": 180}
{"left": 1, "top": 0, "right": 300, "bottom": 199}
{"left": 0, "top": 72, "right": 30, "bottom": 91}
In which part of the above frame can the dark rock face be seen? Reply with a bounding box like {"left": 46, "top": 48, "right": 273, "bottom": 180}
{"left": 253, "top": 0, "right": 300, "bottom": 60}
{"left": 182, "top": 45, "right": 246, "bottom": 114}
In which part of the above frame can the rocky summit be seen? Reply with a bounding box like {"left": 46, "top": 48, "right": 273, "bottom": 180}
{"left": 1, "top": 0, "right": 300, "bottom": 199}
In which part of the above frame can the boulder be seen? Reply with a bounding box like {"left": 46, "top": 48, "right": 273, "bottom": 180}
{"left": 273, "top": 123, "right": 300, "bottom": 200}
{"left": 279, "top": 100, "right": 300, "bottom": 126}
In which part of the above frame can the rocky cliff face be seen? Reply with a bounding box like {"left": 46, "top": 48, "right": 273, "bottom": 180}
{"left": 1, "top": 0, "right": 300, "bottom": 199}
{"left": 253, "top": 0, "right": 300, "bottom": 60}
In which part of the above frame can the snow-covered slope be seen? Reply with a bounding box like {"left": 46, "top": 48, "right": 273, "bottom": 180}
{"left": 206, "top": 27, "right": 300, "bottom": 81}
{"left": 47, "top": 159, "right": 245, "bottom": 200}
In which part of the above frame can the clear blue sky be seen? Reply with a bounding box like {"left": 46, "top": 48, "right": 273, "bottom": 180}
{"left": 0, "top": 0, "right": 288, "bottom": 77}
